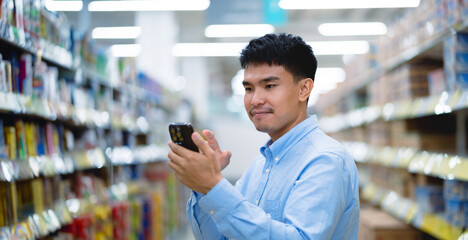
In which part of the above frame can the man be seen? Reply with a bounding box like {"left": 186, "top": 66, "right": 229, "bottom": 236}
{"left": 168, "top": 33, "right": 359, "bottom": 239}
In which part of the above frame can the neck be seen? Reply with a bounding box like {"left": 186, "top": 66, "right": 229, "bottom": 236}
{"left": 270, "top": 111, "right": 308, "bottom": 142}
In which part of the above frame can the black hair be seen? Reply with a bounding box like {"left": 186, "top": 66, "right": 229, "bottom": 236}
{"left": 239, "top": 33, "right": 317, "bottom": 82}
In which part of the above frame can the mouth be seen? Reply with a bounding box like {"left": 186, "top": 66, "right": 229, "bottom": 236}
{"left": 250, "top": 108, "right": 274, "bottom": 118}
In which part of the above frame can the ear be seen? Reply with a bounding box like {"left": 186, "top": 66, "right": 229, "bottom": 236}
{"left": 298, "top": 78, "right": 313, "bottom": 102}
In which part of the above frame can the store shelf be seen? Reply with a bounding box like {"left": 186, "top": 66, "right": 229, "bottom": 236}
{"left": 344, "top": 141, "right": 468, "bottom": 181}
{"left": 361, "top": 183, "right": 463, "bottom": 240}
{"left": 0, "top": 21, "right": 73, "bottom": 71}
{"left": 107, "top": 144, "right": 168, "bottom": 166}
{"left": 319, "top": 89, "right": 467, "bottom": 133}
{"left": 0, "top": 92, "right": 158, "bottom": 135}
{"left": 316, "top": 19, "right": 468, "bottom": 112}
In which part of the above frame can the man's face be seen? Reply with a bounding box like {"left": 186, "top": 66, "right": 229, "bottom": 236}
{"left": 242, "top": 63, "right": 308, "bottom": 141}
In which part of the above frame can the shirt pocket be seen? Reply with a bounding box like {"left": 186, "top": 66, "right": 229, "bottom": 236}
{"left": 264, "top": 200, "right": 280, "bottom": 220}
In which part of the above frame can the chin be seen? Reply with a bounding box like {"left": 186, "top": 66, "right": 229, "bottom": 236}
{"left": 254, "top": 124, "right": 273, "bottom": 134}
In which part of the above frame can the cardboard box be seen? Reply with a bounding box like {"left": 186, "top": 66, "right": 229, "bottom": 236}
{"left": 359, "top": 207, "right": 422, "bottom": 240}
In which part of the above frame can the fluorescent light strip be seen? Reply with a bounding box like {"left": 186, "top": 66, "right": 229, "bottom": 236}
{"left": 205, "top": 24, "right": 275, "bottom": 38}
{"left": 173, "top": 41, "right": 369, "bottom": 57}
{"left": 92, "top": 27, "right": 141, "bottom": 39}
{"left": 172, "top": 43, "right": 248, "bottom": 57}
{"left": 315, "top": 67, "right": 346, "bottom": 83}
{"left": 308, "top": 41, "right": 369, "bottom": 55}
{"left": 89, "top": 0, "right": 210, "bottom": 11}
{"left": 111, "top": 44, "right": 142, "bottom": 57}
{"left": 45, "top": 0, "right": 83, "bottom": 11}
{"left": 279, "top": 0, "right": 420, "bottom": 9}
{"left": 318, "top": 22, "right": 387, "bottom": 36}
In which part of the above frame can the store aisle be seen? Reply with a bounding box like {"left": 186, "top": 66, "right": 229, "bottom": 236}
{"left": 167, "top": 225, "right": 196, "bottom": 240}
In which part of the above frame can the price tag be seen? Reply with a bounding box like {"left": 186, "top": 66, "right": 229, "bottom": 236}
{"left": 410, "top": 98, "right": 425, "bottom": 118}
{"left": 438, "top": 154, "right": 452, "bottom": 178}
{"left": 93, "top": 148, "right": 106, "bottom": 168}
{"left": 40, "top": 99, "right": 51, "bottom": 119}
{"left": 398, "top": 148, "right": 416, "bottom": 168}
{"left": 6, "top": 92, "right": 20, "bottom": 112}
{"left": 448, "top": 90, "right": 462, "bottom": 109}
{"left": 427, "top": 95, "right": 441, "bottom": 116}
{"left": 429, "top": 153, "right": 444, "bottom": 177}
{"left": 395, "top": 99, "right": 413, "bottom": 119}
{"left": 408, "top": 152, "right": 430, "bottom": 173}
{"left": 453, "top": 158, "right": 468, "bottom": 181}
{"left": 453, "top": 91, "right": 468, "bottom": 110}
{"left": 51, "top": 154, "right": 66, "bottom": 174}
{"left": 405, "top": 202, "right": 418, "bottom": 223}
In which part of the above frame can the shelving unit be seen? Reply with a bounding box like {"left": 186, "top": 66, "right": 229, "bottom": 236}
{"left": 313, "top": 1, "right": 468, "bottom": 239}
{"left": 0, "top": 2, "right": 187, "bottom": 239}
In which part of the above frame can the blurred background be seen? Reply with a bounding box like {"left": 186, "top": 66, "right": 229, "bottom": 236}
{"left": 0, "top": 0, "right": 467, "bottom": 239}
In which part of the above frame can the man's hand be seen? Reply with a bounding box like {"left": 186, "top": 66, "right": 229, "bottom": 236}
{"left": 168, "top": 131, "right": 226, "bottom": 194}
{"left": 202, "top": 130, "right": 231, "bottom": 170}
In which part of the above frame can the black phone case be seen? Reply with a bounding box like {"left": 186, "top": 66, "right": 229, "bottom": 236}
{"left": 169, "top": 122, "right": 199, "bottom": 152}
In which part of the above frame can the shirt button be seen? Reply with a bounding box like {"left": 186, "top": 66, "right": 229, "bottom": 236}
{"left": 275, "top": 157, "right": 279, "bottom": 161}
{"left": 255, "top": 200, "right": 259, "bottom": 205}
{"left": 265, "top": 168, "right": 270, "bottom": 173}
{"left": 209, "top": 210, "right": 214, "bottom": 215}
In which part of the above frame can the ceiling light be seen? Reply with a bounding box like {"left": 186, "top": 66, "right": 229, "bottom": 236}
{"left": 45, "top": 0, "right": 83, "bottom": 11}
{"left": 92, "top": 27, "right": 141, "bottom": 39}
{"left": 172, "top": 43, "right": 248, "bottom": 57}
{"left": 308, "top": 41, "right": 369, "bottom": 55}
{"left": 315, "top": 68, "right": 346, "bottom": 82}
{"left": 318, "top": 22, "right": 387, "bottom": 36}
{"left": 173, "top": 41, "right": 368, "bottom": 57}
{"left": 279, "top": 0, "right": 420, "bottom": 9}
{"left": 111, "top": 44, "right": 142, "bottom": 57}
{"left": 205, "top": 24, "right": 275, "bottom": 38}
{"left": 89, "top": 0, "right": 210, "bottom": 11}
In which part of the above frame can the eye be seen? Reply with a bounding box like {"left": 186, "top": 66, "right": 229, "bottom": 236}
{"left": 266, "top": 84, "right": 276, "bottom": 89}
{"left": 244, "top": 87, "right": 252, "bottom": 92}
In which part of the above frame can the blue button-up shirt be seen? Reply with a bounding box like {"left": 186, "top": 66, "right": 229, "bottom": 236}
{"left": 187, "top": 115, "right": 359, "bottom": 239}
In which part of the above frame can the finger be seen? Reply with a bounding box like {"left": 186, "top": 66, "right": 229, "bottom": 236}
{"left": 167, "top": 159, "right": 182, "bottom": 173}
{"left": 167, "top": 150, "right": 185, "bottom": 167}
{"left": 192, "top": 132, "right": 213, "bottom": 155}
{"left": 203, "top": 130, "right": 222, "bottom": 153}
{"left": 168, "top": 140, "right": 193, "bottom": 157}
{"left": 222, "top": 150, "right": 232, "bottom": 162}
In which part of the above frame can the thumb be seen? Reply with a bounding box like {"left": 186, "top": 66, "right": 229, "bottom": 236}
{"left": 192, "top": 132, "right": 211, "bottom": 154}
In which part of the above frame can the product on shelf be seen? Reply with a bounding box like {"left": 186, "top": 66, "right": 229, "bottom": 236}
{"left": 444, "top": 180, "right": 468, "bottom": 228}
{"left": 359, "top": 207, "right": 422, "bottom": 240}
{"left": 427, "top": 68, "right": 447, "bottom": 95}
{"left": 415, "top": 184, "right": 445, "bottom": 213}
{"left": 444, "top": 32, "right": 468, "bottom": 90}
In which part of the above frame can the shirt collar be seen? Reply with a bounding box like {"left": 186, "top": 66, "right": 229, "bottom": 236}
{"left": 260, "top": 115, "right": 318, "bottom": 163}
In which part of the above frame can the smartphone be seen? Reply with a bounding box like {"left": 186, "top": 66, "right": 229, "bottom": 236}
{"left": 169, "top": 122, "right": 199, "bottom": 152}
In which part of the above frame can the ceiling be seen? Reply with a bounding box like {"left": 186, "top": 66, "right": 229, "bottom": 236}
{"left": 64, "top": 6, "right": 408, "bottom": 61}
{"left": 62, "top": 5, "right": 409, "bottom": 102}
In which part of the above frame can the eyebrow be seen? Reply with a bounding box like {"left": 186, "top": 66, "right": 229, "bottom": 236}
{"left": 242, "top": 76, "right": 280, "bottom": 86}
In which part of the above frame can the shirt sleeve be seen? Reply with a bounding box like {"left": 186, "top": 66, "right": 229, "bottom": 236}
{"left": 186, "top": 191, "right": 226, "bottom": 240}
{"left": 188, "top": 152, "right": 350, "bottom": 240}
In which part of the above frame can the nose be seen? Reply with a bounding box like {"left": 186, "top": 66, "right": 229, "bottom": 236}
{"left": 250, "top": 89, "right": 266, "bottom": 106}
